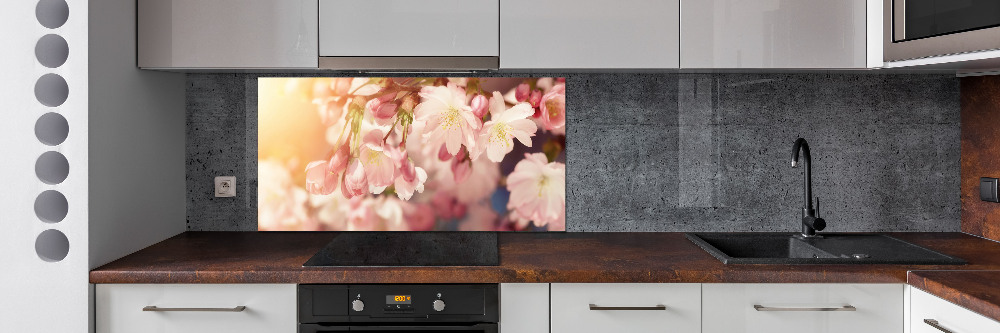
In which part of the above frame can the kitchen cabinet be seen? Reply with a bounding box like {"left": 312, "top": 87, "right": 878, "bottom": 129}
{"left": 500, "top": 0, "right": 680, "bottom": 69}
{"left": 137, "top": 0, "right": 318, "bottom": 69}
{"left": 702, "top": 283, "right": 903, "bottom": 333}
{"left": 319, "top": 0, "right": 498, "bottom": 60}
{"left": 680, "top": 0, "right": 875, "bottom": 68}
{"left": 910, "top": 287, "right": 1000, "bottom": 333}
{"left": 500, "top": 284, "right": 549, "bottom": 333}
{"left": 550, "top": 283, "right": 701, "bottom": 333}
{"left": 96, "top": 284, "right": 297, "bottom": 333}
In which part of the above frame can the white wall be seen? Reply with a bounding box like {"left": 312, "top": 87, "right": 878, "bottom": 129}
{"left": 88, "top": 0, "right": 186, "bottom": 270}
{"left": 0, "top": 0, "right": 90, "bottom": 331}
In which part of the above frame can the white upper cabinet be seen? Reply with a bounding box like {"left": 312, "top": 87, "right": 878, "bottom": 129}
{"left": 319, "top": 0, "right": 499, "bottom": 57}
{"left": 500, "top": 0, "right": 680, "bottom": 69}
{"left": 137, "top": 0, "right": 318, "bottom": 69}
{"left": 681, "top": 0, "right": 875, "bottom": 68}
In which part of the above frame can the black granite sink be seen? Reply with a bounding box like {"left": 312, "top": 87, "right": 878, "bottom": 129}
{"left": 686, "top": 233, "right": 966, "bottom": 265}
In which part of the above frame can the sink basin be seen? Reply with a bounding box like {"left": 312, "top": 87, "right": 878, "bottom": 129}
{"left": 686, "top": 233, "right": 966, "bottom": 265}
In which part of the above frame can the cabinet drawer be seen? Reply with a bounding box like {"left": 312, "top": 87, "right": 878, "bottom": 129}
{"left": 96, "top": 284, "right": 296, "bottom": 333}
{"left": 551, "top": 283, "right": 701, "bottom": 333}
{"left": 911, "top": 287, "right": 1000, "bottom": 333}
{"left": 702, "top": 283, "right": 903, "bottom": 333}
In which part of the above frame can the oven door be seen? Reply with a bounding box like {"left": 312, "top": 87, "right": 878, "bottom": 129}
{"left": 885, "top": 0, "right": 1000, "bottom": 61}
{"left": 300, "top": 323, "right": 498, "bottom": 333}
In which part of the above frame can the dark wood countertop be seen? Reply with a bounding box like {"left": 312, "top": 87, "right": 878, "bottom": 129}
{"left": 91, "top": 231, "right": 1000, "bottom": 285}
{"left": 908, "top": 270, "right": 1000, "bottom": 323}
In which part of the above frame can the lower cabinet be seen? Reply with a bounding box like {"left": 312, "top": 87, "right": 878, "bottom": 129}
{"left": 910, "top": 287, "right": 1000, "bottom": 333}
{"left": 500, "top": 283, "right": 549, "bottom": 333}
{"left": 702, "top": 284, "right": 903, "bottom": 333}
{"left": 95, "top": 284, "right": 297, "bottom": 333}
{"left": 550, "top": 283, "right": 702, "bottom": 333}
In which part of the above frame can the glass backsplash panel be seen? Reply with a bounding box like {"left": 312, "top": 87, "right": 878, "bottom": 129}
{"left": 258, "top": 77, "right": 566, "bottom": 231}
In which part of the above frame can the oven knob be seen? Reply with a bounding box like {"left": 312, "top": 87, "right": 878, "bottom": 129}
{"left": 432, "top": 299, "right": 446, "bottom": 312}
{"left": 352, "top": 299, "right": 364, "bottom": 312}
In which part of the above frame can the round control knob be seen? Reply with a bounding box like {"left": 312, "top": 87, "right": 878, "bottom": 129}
{"left": 432, "top": 299, "right": 446, "bottom": 312}
{"left": 351, "top": 299, "right": 365, "bottom": 312}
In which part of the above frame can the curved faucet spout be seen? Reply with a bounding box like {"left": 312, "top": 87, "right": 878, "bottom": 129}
{"left": 791, "top": 138, "right": 824, "bottom": 237}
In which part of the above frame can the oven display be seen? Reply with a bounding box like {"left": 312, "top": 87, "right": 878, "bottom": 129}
{"left": 386, "top": 295, "right": 412, "bottom": 304}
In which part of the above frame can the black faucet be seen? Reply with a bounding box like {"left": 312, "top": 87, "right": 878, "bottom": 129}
{"left": 791, "top": 138, "right": 826, "bottom": 238}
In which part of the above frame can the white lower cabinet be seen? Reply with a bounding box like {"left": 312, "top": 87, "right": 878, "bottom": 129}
{"left": 551, "top": 283, "right": 702, "bottom": 333}
{"left": 95, "top": 284, "right": 297, "bottom": 333}
{"left": 500, "top": 283, "right": 549, "bottom": 333}
{"left": 910, "top": 287, "right": 1000, "bottom": 333}
{"left": 702, "top": 283, "right": 903, "bottom": 333}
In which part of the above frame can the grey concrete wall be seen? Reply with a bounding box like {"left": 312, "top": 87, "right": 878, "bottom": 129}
{"left": 186, "top": 73, "right": 961, "bottom": 232}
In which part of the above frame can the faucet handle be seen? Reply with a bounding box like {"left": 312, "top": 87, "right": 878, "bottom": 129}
{"left": 815, "top": 197, "right": 820, "bottom": 218}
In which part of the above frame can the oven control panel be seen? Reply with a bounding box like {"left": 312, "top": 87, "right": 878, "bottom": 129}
{"left": 299, "top": 284, "right": 498, "bottom": 323}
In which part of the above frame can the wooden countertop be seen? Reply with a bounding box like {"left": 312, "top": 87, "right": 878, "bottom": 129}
{"left": 908, "top": 270, "right": 1000, "bottom": 323}
{"left": 91, "top": 231, "right": 1000, "bottom": 284}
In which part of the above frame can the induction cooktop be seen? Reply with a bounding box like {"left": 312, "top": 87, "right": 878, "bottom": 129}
{"left": 303, "top": 232, "right": 499, "bottom": 267}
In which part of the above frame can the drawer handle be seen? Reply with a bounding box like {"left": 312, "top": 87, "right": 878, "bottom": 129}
{"left": 143, "top": 306, "right": 247, "bottom": 312}
{"left": 589, "top": 304, "right": 667, "bottom": 311}
{"left": 924, "top": 319, "right": 955, "bottom": 333}
{"left": 753, "top": 305, "right": 856, "bottom": 312}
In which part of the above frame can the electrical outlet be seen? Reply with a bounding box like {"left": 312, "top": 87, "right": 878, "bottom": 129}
{"left": 215, "top": 176, "right": 236, "bottom": 197}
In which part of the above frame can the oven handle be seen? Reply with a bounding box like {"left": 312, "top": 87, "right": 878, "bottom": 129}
{"left": 301, "top": 324, "right": 498, "bottom": 332}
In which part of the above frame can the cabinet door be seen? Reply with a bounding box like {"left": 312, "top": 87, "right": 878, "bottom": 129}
{"left": 319, "top": 0, "right": 499, "bottom": 57}
{"left": 702, "top": 283, "right": 903, "bottom": 333}
{"left": 96, "top": 284, "right": 297, "bottom": 333}
{"left": 138, "top": 0, "right": 318, "bottom": 69}
{"left": 911, "top": 287, "right": 1000, "bottom": 333}
{"left": 681, "top": 0, "right": 868, "bottom": 68}
{"left": 551, "top": 283, "right": 700, "bottom": 333}
{"left": 500, "top": 0, "right": 680, "bottom": 68}
{"left": 500, "top": 284, "right": 549, "bottom": 333}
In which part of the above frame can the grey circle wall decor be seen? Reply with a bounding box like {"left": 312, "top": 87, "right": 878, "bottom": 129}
{"left": 35, "top": 112, "right": 69, "bottom": 145}
{"left": 36, "top": 0, "right": 69, "bottom": 29}
{"left": 34, "top": 73, "right": 69, "bottom": 107}
{"left": 34, "top": 190, "right": 68, "bottom": 223}
{"left": 35, "top": 34, "right": 69, "bottom": 68}
{"left": 35, "top": 229, "right": 69, "bottom": 262}
{"left": 35, "top": 151, "right": 69, "bottom": 185}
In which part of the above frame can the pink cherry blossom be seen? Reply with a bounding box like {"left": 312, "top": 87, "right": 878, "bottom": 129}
{"left": 341, "top": 159, "right": 367, "bottom": 199}
{"left": 515, "top": 83, "right": 530, "bottom": 102}
{"left": 474, "top": 92, "right": 537, "bottom": 162}
{"left": 359, "top": 130, "right": 396, "bottom": 193}
{"left": 345, "top": 196, "right": 377, "bottom": 230}
{"left": 304, "top": 160, "right": 338, "bottom": 195}
{"left": 459, "top": 203, "right": 499, "bottom": 231}
{"left": 469, "top": 94, "right": 489, "bottom": 118}
{"left": 506, "top": 153, "right": 566, "bottom": 227}
{"left": 329, "top": 141, "right": 351, "bottom": 174}
{"left": 366, "top": 93, "right": 398, "bottom": 125}
{"left": 414, "top": 83, "right": 480, "bottom": 156}
{"left": 315, "top": 97, "right": 346, "bottom": 126}
{"left": 540, "top": 83, "right": 566, "bottom": 130}
{"left": 394, "top": 166, "right": 427, "bottom": 200}
{"left": 451, "top": 147, "right": 472, "bottom": 183}
{"left": 331, "top": 78, "right": 352, "bottom": 96}
{"left": 437, "top": 144, "right": 453, "bottom": 161}
{"left": 432, "top": 191, "right": 467, "bottom": 220}
{"left": 528, "top": 89, "right": 542, "bottom": 108}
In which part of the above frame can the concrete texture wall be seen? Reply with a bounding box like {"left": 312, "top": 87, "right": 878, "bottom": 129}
{"left": 186, "top": 73, "right": 961, "bottom": 232}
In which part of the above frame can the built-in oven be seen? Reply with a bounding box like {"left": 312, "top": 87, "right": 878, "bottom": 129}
{"left": 299, "top": 284, "right": 498, "bottom": 333}
{"left": 884, "top": 0, "right": 1000, "bottom": 61}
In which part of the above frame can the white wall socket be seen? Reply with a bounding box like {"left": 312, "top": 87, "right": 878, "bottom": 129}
{"left": 215, "top": 176, "right": 236, "bottom": 197}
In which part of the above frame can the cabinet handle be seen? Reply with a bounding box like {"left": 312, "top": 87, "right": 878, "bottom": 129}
{"left": 753, "top": 305, "right": 856, "bottom": 312}
{"left": 924, "top": 319, "right": 955, "bottom": 333}
{"left": 589, "top": 304, "right": 667, "bottom": 311}
{"left": 143, "top": 306, "right": 247, "bottom": 312}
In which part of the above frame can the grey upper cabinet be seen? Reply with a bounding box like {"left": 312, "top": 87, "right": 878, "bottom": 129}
{"left": 681, "top": 0, "right": 875, "bottom": 69}
{"left": 500, "top": 0, "right": 680, "bottom": 69}
{"left": 138, "top": 0, "right": 318, "bottom": 69}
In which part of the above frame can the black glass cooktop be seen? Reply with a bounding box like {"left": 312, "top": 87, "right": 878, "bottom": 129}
{"left": 303, "top": 232, "right": 499, "bottom": 267}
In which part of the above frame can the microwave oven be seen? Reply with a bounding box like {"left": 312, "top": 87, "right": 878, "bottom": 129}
{"left": 884, "top": 0, "right": 1000, "bottom": 62}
